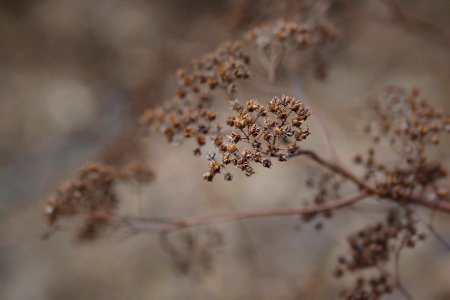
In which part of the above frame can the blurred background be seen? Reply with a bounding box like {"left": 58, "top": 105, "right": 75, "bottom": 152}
{"left": 1, "top": 0, "right": 450, "bottom": 299}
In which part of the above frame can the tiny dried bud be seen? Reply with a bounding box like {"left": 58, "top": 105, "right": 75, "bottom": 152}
{"left": 230, "top": 132, "right": 241, "bottom": 143}
{"left": 354, "top": 154, "right": 363, "bottom": 164}
{"left": 278, "top": 154, "right": 288, "bottom": 161}
{"left": 262, "top": 131, "right": 272, "bottom": 141}
{"left": 223, "top": 155, "right": 231, "bottom": 164}
{"left": 226, "top": 143, "right": 238, "bottom": 153}
{"left": 230, "top": 99, "right": 241, "bottom": 110}
{"left": 224, "top": 172, "right": 233, "bottom": 181}
{"left": 262, "top": 159, "right": 272, "bottom": 168}
{"left": 252, "top": 141, "right": 261, "bottom": 149}
{"left": 203, "top": 172, "right": 214, "bottom": 182}
{"left": 249, "top": 123, "right": 259, "bottom": 136}
{"left": 274, "top": 127, "right": 283, "bottom": 136}
{"left": 234, "top": 119, "right": 245, "bottom": 129}
{"left": 183, "top": 126, "right": 193, "bottom": 138}
{"left": 196, "top": 135, "right": 206, "bottom": 146}
{"left": 205, "top": 110, "right": 217, "bottom": 121}
{"left": 176, "top": 88, "right": 186, "bottom": 98}
{"left": 208, "top": 78, "right": 218, "bottom": 89}
{"left": 334, "top": 267, "right": 344, "bottom": 278}
{"left": 226, "top": 116, "right": 236, "bottom": 126}
{"left": 209, "top": 161, "right": 221, "bottom": 174}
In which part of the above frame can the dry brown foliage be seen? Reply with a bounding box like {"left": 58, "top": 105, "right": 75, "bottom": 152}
{"left": 42, "top": 1, "right": 450, "bottom": 299}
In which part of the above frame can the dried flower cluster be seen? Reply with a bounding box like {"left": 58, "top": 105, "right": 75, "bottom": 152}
{"left": 41, "top": 0, "right": 450, "bottom": 297}
{"left": 140, "top": 13, "right": 338, "bottom": 180}
{"left": 336, "top": 208, "right": 425, "bottom": 299}
{"left": 246, "top": 18, "right": 339, "bottom": 79}
{"left": 369, "top": 86, "right": 450, "bottom": 161}
{"left": 44, "top": 162, "right": 154, "bottom": 241}
{"left": 44, "top": 84, "right": 450, "bottom": 300}
{"left": 176, "top": 41, "right": 251, "bottom": 99}
{"left": 203, "top": 95, "right": 311, "bottom": 181}
{"left": 246, "top": 18, "right": 338, "bottom": 51}
{"left": 139, "top": 42, "right": 251, "bottom": 155}
{"left": 355, "top": 86, "right": 450, "bottom": 201}
{"left": 339, "top": 274, "right": 395, "bottom": 300}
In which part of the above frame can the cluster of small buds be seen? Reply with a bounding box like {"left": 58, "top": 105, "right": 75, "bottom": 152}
{"left": 339, "top": 274, "right": 394, "bottom": 300}
{"left": 245, "top": 18, "right": 339, "bottom": 79}
{"left": 368, "top": 86, "right": 450, "bottom": 167}
{"left": 44, "top": 162, "right": 154, "bottom": 241}
{"left": 203, "top": 95, "right": 311, "bottom": 181}
{"left": 176, "top": 41, "right": 250, "bottom": 99}
{"left": 246, "top": 19, "right": 338, "bottom": 49}
{"left": 345, "top": 209, "right": 419, "bottom": 269}
{"left": 376, "top": 162, "right": 448, "bottom": 200}
{"left": 343, "top": 225, "right": 391, "bottom": 271}
{"left": 354, "top": 86, "right": 450, "bottom": 201}
{"left": 354, "top": 148, "right": 448, "bottom": 200}
{"left": 45, "top": 163, "right": 118, "bottom": 227}
{"left": 140, "top": 15, "right": 339, "bottom": 163}
{"left": 139, "top": 42, "right": 251, "bottom": 156}
{"left": 336, "top": 209, "right": 426, "bottom": 299}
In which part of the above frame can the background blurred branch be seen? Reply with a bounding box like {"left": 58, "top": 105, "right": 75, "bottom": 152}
{"left": 378, "top": 0, "right": 450, "bottom": 47}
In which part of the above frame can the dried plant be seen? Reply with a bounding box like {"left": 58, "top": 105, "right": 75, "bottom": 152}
{"left": 43, "top": 162, "right": 154, "bottom": 241}
{"left": 42, "top": 1, "right": 450, "bottom": 299}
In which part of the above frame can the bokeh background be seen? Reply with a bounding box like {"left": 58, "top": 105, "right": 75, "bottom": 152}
{"left": 1, "top": 0, "right": 450, "bottom": 299}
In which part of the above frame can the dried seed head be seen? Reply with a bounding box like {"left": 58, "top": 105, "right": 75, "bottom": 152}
{"left": 198, "top": 95, "right": 311, "bottom": 181}
{"left": 44, "top": 161, "right": 154, "bottom": 241}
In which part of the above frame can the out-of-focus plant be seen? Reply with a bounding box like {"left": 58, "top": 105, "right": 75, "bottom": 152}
{"left": 43, "top": 1, "right": 450, "bottom": 299}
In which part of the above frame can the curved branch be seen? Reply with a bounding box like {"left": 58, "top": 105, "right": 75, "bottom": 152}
{"left": 405, "top": 195, "right": 450, "bottom": 214}
{"left": 291, "top": 149, "right": 450, "bottom": 214}
{"left": 290, "top": 149, "right": 374, "bottom": 192}
{"left": 120, "top": 192, "right": 369, "bottom": 234}
{"left": 118, "top": 150, "right": 450, "bottom": 238}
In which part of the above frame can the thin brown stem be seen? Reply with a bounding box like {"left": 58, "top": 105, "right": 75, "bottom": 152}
{"left": 118, "top": 150, "right": 450, "bottom": 237}
{"left": 267, "top": 51, "right": 284, "bottom": 84}
{"left": 405, "top": 195, "right": 450, "bottom": 214}
{"left": 378, "top": 0, "right": 450, "bottom": 47}
{"left": 290, "top": 149, "right": 374, "bottom": 192}
{"left": 121, "top": 192, "right": 369, "bottom": 234}
{"left": 288, "top": 75, "right": 343, "bottom": 165}
{"left": 292, "top": 149, "right": 450, "bottom": 214}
